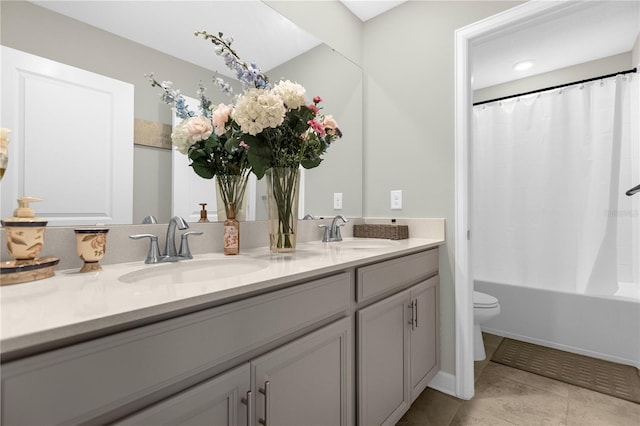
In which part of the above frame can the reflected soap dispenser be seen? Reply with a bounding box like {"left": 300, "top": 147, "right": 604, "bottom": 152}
{"left": 1, "top": 197, "right": 49, "bottom": 260}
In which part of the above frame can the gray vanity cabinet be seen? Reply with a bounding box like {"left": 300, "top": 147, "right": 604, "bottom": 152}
{"left": 357, "top": 288, "right": 411, "bottom": 426}
{"left": 251, "top": 317, "right": 352, "bottom": 426}
{"left": 355, "top": 250, "right": 440, "bottom": 426}
{"left": 409, "top": 277, "right": 440, "bottom": 402}
{"left": 1, "top": 273, "right": 351, "bottom": 425}
{"left": 119, "top": 318, "right": 351, "bottom": 426}
{"left": 118, "top": 363, "right": 251, "bottom": 426}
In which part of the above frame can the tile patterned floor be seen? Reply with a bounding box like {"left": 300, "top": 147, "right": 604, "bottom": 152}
{"left": 397, "top": 333, "right": 640, "bottom": 426}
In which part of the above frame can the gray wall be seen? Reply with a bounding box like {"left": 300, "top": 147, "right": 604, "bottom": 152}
{"left": 361, "top": 1, "right": 522, "bottom": 376}
{"left": 269, "top": 44, "right": 363, "bottom": 218}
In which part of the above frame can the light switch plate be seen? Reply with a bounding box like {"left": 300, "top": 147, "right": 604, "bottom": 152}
{"left": 333, "top": 192, "right": 343, "bottom": 210}
{"left": 390, "top": 190, "right": 402, "bottom": 210}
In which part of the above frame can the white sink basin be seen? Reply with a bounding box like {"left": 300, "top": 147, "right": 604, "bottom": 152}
{"left": 118, "top": 257, "right": 269, "bottom": 285}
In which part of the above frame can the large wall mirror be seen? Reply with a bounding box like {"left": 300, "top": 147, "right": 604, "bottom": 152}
{"left": 0, "top": 0, "right": 363, "bottom": 225}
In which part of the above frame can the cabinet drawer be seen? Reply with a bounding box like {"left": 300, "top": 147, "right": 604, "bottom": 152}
{"left": 1, "top": 272, "right": 350, "bottom": 425}
{"left": 356, "top": 249, "right": 438, "bottom": 303}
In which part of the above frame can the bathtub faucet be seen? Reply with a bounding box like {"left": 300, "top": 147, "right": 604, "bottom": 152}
{"left": 626, "top": 184, "right": 640, "bottom": 196}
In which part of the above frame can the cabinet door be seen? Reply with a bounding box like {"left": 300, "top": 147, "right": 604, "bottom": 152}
{"left": 357, "top": 289, "right": 411, "bottom": 426}
{"left": 409, "top": 276, "right": 440, "bottom": 402}
{"left": 117, "top": 364, "right": 250, "bottom": 426}
{"left": 252, "top": 318, "right": 352, "bottom": 426}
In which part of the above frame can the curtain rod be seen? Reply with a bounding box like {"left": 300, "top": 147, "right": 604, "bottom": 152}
{"left": 473, "top": 67, "right": 638, "bottom": 107}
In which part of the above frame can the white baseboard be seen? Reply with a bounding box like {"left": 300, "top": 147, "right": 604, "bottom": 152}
{"left": 427, "top": 371, "right": 460, "bottom": 398}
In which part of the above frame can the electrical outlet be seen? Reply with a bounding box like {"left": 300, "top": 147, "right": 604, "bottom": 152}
{"left": 390, "top": 190, "right": 402, "bottom": 210}
{"left": 333, "top": 192, "right": 343, "bottom": 210}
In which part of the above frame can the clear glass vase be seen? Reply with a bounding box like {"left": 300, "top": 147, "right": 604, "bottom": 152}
{"left": 216, "top": 171, "right": 250, "bottom": 220}
{"left": 265, "top": 167, "right": 300, "bottom": 254}
{"left": 216, "top": 171, "right": 249, "bottom": 254}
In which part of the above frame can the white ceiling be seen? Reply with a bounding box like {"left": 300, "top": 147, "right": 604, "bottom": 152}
{"left": 472, "top": 0, "right": 640, "bottom": 90}
{"left": 29, "top": 0, "right": 406, "bottom": 77}
{"left": 28, "top": 1, "right": 640, "bottom": 90}
{"left": 30, "top": 1, "right": 323, "bottom": 78}
{"left": 340, "top": 0, "right": 407, "bottom": 21}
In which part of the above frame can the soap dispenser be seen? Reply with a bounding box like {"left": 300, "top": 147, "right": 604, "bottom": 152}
{"left": 1, "top": 197, "right": 49, "bottom": 260}
{"left": 1, "top": 197, "right": 59, "bottom": 285}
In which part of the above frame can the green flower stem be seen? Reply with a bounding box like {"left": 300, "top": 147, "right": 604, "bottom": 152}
{"left": 217, "top": 170, "right": 250, "bottom": 219}
{"left": 269, "top": 167, "right": 299, "bottom": 250}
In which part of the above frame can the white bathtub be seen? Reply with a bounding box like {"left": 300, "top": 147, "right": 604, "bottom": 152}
{"left": 475, "top": 280, "right": 640, "bottom": 368}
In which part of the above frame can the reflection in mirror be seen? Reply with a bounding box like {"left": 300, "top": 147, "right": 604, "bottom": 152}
{"left": 0, "top": 0, "right": 363, "bottom": 225}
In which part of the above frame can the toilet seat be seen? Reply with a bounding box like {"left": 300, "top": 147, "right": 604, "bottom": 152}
{"left": 473, "top": 291, "right": 499, "bottom": 309}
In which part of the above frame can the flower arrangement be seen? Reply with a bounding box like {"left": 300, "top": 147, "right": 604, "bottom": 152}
{"left": 146, "top": 30, "right": 342, "bottom": 181}
{"left": 148, "top": 31, "right": 343, "bottom": 252}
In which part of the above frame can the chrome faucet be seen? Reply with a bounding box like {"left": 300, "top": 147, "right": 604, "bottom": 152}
{"left": 319, "top": 215, "right": 348, "bottom": 242}
{"left": 130, "top": 216, "right": 200, "bottom": 263}
{"left": 164, "top": 216, "right": 189, "bottom": 259}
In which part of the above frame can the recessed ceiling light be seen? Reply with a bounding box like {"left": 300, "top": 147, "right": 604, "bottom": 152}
{"left": 513, "top": 60, "right": 534, "bottom": 71}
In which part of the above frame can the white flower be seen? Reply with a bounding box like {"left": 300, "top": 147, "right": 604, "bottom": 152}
{"left": 170, "top": 120, "right": 192, "bottom": 154}
{"left": 185, "top": 115, "right": 213, "bottom": 142}
{"left": 232, "top": 88, "right": 286, "bottom": 136}
{"left": 272, "top": 80, "right": 306, "bottom": 110}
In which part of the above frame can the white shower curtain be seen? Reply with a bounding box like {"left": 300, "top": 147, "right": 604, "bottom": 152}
{"left": 473, "top": 73, "right": 639, "bottom": 296}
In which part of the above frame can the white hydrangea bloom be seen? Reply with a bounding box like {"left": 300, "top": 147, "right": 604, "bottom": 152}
{"left": 232, "top": 88, "right": 286, "bottom": 136}
{"left": 272, "top": 80, "right": 306, "bottom": 110}
{"left": 171, "top": 120, "right": 192, "bottom": 155}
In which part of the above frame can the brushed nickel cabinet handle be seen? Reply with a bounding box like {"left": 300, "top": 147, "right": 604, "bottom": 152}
{"left": 258, "top": 381, "right": 270, "bottom": 426}
{"left": 241, "top": 390, "right": 253, "bottom": 426}
{"left": 407, "top": 302, "right": 415, "bottom": 329}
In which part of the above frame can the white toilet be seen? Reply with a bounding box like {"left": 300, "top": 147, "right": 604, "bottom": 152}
{"left": 473, "top": 291, "right": 501, "bottom": 361}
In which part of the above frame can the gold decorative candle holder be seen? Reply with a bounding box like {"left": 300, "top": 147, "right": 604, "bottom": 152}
{"left": 75, "top": 228, "right": 109, "bottom": 273}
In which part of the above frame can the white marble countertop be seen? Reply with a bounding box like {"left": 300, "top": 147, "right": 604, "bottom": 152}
{"left": 1, "top": 237, "right": 443, "bottom": 356}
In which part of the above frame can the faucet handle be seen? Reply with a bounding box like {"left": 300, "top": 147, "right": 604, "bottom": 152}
{"left": 179, "top": 231, "right": 203, "bottom": 259}
{"left": 129, "top": 234, "right": 161, "bottom": 264}
{"left": 318, "top": 224, "right": 331, "bottom": 242}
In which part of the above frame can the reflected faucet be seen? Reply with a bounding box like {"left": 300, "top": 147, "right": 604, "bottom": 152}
{"left": 142, "top": 215, "right": 158, "bottom": 224}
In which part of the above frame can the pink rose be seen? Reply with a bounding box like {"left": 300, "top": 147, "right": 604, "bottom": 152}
{"left": 323, "top": 115, "right": 341, "bottom": 137}
{"left": 313, "top": 96, "right": 323, "bottom": 103}
{"left": 212, "top": 103, "right": 233, "bottom": 136}
{"left": 307, "top": 104, "right": 319, "bottom": 114}
{"left": 186, "top": 116, "right": 213, "bottom": 141}
{"left": 308, "top": 119, "right": 325, "bottom": 137}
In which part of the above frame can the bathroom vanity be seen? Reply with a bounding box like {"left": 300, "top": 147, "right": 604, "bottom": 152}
{"left": 0, "top": 238, "right": 442, "bottom": 425}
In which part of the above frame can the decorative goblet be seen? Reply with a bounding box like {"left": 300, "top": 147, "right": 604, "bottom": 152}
{"left": 75, "top": 228, "right": 109, "bottom": 273}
